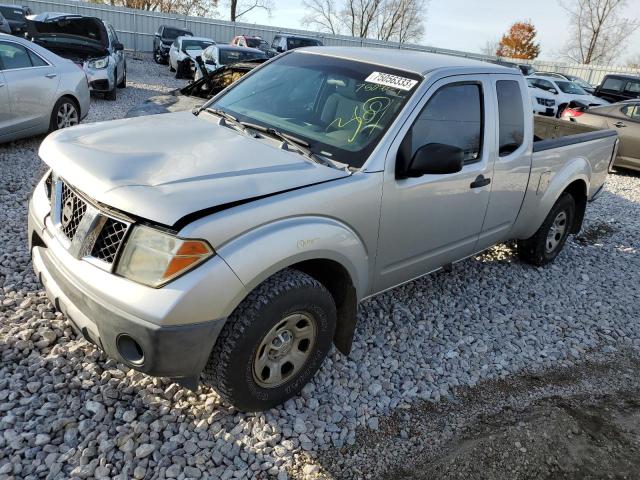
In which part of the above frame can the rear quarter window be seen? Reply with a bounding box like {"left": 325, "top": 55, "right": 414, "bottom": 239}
{"left": 624, "top": 81, "right": 640, "bottom": 94}
{"left": 496, "top": 80, "right": 525, "bottom": 156}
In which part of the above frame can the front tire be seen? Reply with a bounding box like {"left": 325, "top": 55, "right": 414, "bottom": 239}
{"left": 202, "top": 269, "right": 337, "bottom": 411}
{"left": 153, "top": 48, "right": 164, "bottom": 64}
{"left": 517, "top": 193, "right": 575, "bottom": 266}
{"left": 117, "top": 63, "right": 126, "bottom": 88}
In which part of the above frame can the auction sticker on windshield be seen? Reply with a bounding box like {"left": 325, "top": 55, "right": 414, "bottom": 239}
{"left": 365, "top": 72, "right": 418, "bottom": 91}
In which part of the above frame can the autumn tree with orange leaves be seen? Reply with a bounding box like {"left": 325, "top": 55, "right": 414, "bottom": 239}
{"left": 497, "top": 21, "right": 541, "bottom": 60}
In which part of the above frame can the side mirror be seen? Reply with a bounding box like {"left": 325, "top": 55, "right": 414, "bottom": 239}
{"left": 550, "top": 88, "right": 558, "bottom": 94}
{"left": 276, "top": 46, "right": 283, "bottom": 53}
{"left": 115, "top": 42, "right": 124, "bottom": 51}
{"left": 404, "top": 143, "right": 464, "bottom": 177}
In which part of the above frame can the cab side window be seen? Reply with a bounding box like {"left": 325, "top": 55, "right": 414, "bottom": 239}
{"left": 496, "top": 80, "right": 525, "bottom": 156}
{"left": 271, "top": 36, "right": 281, "bottom": 49}
{"left": 625, "top": 81, "right": 640, "bottom": 94}
{"left": 407, "top": 83, "right": 483, "bottom": 164}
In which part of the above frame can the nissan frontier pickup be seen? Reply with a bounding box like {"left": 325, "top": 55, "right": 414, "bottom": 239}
{"left": 29, "top": 48, "right": 619, "bottom": 411}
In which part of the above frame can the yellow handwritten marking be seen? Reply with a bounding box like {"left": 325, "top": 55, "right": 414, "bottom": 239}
{"left": 326, "top": 96, "right": 392, "bottom": 143}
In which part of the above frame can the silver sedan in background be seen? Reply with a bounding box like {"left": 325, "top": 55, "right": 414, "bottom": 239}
{"left": 0, "top": 33, "right": 90, "bottom": 143}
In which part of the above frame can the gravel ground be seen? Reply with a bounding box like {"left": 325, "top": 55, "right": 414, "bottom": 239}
{"left": 1, "top": 54, "right": 639, "bottom": 479}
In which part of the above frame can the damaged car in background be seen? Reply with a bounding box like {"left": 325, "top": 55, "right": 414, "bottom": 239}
{"left": 126, "top": 58, "right": 266, "bottom": 117}
{"left": 26, "top": 12, "right": 126, "bottom": 100}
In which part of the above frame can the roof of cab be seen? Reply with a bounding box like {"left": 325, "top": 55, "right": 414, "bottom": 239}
{"left": 295, "top": 46, "right": 518, "bottom": 76}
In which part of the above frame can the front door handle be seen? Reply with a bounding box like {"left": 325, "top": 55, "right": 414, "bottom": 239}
{"left": 0, "top": 82, "right": 5, "bottom": 88}
{"left": 470, "top": 175, "right": 491, "bottom": 189}
{"left": 614, "top": 121, "right": 626, "bottom": 128}
{"left": 45, "top": 73, "right": 57, "bottom": 79}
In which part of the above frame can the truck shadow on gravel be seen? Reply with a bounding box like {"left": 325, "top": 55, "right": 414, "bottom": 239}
{"left": 321, "top": 352, "right": 640, "bottom": 480}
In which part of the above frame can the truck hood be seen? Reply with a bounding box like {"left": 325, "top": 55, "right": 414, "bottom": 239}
{"left": 39, "top": 111, "right": 351, "bottom": 228}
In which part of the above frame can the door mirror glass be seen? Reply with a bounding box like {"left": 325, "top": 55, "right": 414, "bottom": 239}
{"left": 276, "top": 46, "right": 284, "bottom": 53}
{"left": 114, "top": 42, "right": 124, "bottom": 51}
{"left": 406, "top": 143, "right": 464, "bottom": 176}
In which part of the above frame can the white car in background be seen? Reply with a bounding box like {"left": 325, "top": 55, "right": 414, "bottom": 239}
{"left": 196, "top": 44, "right": 266, "bottom": 79}
{"left": 0, "top": 33, "right": 89, "bottom": 143}
{"left": 526, "top": 75, "right": 608, "bottom": 116}
{"left": 526, "top": 78, "right": 557, "bottom": 116}
{"left": 168, "top": 35, "right": 215, "bottom": 78}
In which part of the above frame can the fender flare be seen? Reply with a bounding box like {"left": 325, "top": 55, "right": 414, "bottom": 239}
{"left": 215, "top": 215, "right": 370, "bottom": 316}
{"left": 513, "top": 157, "right": 590, "bottom": 240}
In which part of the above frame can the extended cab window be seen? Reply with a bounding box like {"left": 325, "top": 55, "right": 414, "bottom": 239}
{"left": 408, "top": 83, "right": 483, "bottom": 163}
{"left": 496, "top": 80, "right": 524, "bottom": 156}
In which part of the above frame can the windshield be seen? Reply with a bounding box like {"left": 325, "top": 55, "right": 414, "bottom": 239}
{"left": 556, "top": 81, "right": 587, "bottom": 95}
{"left": 183, "top": 39, "right": 213, "bottom": 51}
{"left": 287, "top": 38, "right": 321, "bottom": 49}
{"left": 219, "top": 48, "right": 266, "bottom": 64}
{"left": 0, "top": 6, "right": 22, "bottom": 20}
{"left": 207, "top": 52, "right": 421, "bottom": 168}
{"left": 566, "top": 76, "right": 592, "bottom": 89}
{"left": 163, "top": 27, "right": 191, "bottom": 40}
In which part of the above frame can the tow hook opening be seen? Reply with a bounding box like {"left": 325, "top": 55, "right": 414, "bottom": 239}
{"left": 116, "top": 334, "right": 145, "bottom": 365}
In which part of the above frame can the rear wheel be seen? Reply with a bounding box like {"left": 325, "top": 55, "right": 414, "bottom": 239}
{"left": 202, "top": 269, "right": 336, "bottom": 411}
{"left": 517, "top": 193, "right": 575, "bottom": 266}
{"left": 49, "top": 97, "right": 79, "bottom": 132}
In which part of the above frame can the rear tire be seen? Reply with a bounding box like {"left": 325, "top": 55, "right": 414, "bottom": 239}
{"left": 517, "top": 193, "right": 575, "bottom": 266}
{"left": 49, "top": 97, "right": 80, "bottom": 132}
{"left": 202, "top": 269, "right": 337, "bottom": 411}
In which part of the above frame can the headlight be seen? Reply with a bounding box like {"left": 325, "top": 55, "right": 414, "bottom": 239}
{"left": 88, "top": 57, "right": 109, "bottom": 69}
{"left": 115, "top": 226, "right": 214, "bottom": 287}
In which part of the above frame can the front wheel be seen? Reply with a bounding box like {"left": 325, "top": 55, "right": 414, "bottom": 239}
{"left": 202, "top": 269, "right": 336, "bottom": 411}
{"left": 517, "top": 193, "right": 575, "bottom": 266}
{"left": 153, "top": 49, "right": 164, "bottom": 64}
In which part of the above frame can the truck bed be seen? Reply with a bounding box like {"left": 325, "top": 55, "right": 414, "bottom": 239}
{"left": 533, "top": 116, "right": 615, "bottom": 152}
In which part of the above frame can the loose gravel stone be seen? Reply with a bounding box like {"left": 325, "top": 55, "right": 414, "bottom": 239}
{"left": 0, "top": 53, "right": 638, "bottom": 479}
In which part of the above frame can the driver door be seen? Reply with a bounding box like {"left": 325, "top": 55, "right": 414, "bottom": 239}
{"left": 374, "top": 76, "right": 496, "bottom": 293}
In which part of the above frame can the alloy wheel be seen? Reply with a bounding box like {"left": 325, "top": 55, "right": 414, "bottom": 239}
{"left": 545, "top": 210, "right": 567, "bottom": 253}
{"left": 57, "top": 102, "right": 79, "bottom": 129}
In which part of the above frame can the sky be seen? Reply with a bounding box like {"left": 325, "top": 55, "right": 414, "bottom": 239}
{"left": 234, "top": 0, "right": 640, "bottom": 64}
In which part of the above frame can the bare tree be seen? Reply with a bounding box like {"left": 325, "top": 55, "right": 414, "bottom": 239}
{"left": 228, "top": 0, "right": 273, "bottom": 22}
{"left": 373, "top": 0, "right": 427, "bottom": 43}
{"left": 480, "top": 38, "right": 500, "bottom": 57}
{"left": 341, "top": 0, "right": 385, "bottom": 38}
{"left": 95, "top": 0, "right": 217, "bottom": 16}
{"left": 301, "top": 0, "right": 342, "bottom": 34}
{"left": 559, "top": 0, "right": 640, "bottom": 64}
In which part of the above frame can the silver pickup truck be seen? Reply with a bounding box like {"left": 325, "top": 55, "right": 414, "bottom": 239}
{"left": 28, "top": 48, "right": 619, "bottom": 411}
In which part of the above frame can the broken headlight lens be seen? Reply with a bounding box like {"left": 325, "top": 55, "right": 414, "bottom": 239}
{"left": 115, "top": 226, "right": 214, "bottom": 287}
{"left": 89, "top": 56, "right": 109, "bottom": 69}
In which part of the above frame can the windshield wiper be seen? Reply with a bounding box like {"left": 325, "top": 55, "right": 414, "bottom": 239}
{"left": 199, "top": 107, "right": 252, "bottom": 136}
{"left": 240, "top": 123, "right": 342, "bottom": 169}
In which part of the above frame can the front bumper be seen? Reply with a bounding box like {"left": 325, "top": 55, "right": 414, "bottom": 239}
{"left": 27, "top": 179, "right": 244, "bottom": 383}
{"left": 84, "top": 65, "right": 114, "bottom": 93}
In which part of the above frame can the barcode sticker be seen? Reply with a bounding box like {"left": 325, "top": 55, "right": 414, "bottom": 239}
{"left": 365, "top": 71, "right": 418, "bottom": 91}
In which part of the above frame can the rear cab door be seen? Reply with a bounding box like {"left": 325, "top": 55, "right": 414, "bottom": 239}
{"left": 477, "top": 74, "right": 532, "bottom": 248}
{"left": 374, "top": 74, "right": 497, "bottom": 292}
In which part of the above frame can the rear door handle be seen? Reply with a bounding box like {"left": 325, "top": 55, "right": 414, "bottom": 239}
{"left": 614, "top": 121, "right": 626, "bottom": 128}
{"left": 45, "top": 73, "right": 57, "bottom": 79}
{"left": 470, "top": 175, "right": 491, "bottom": 189}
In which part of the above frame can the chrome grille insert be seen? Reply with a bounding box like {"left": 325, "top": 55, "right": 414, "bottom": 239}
{"left": 91, "top": 218, "right": 128, "bottom": 264}
{"left": 60, "top": 182, "right": 87, "bottom": 240}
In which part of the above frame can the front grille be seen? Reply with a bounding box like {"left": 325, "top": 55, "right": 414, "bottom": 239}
{"left": 91, "top": 218, "right": 128, "bottom": 264}
{"left": 536, "top": 97, "right": 555, "bottom": 107}
{"left": 60, "top": 183, "right": 87, "bottom": 240}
